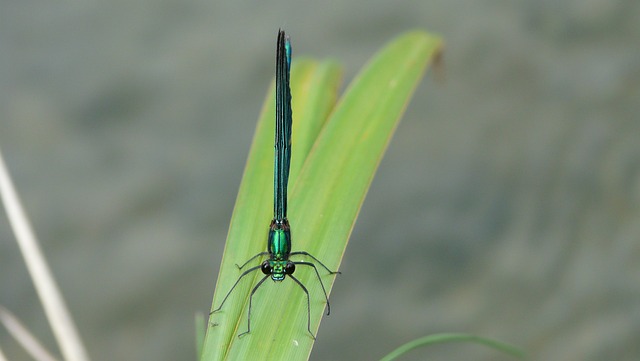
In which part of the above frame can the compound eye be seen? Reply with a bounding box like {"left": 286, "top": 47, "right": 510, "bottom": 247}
{"left": 261, "top": 261, "right": 272, "bottom": 275}
{"left": 284, "top": 262, "right": 296, "bottom": 275}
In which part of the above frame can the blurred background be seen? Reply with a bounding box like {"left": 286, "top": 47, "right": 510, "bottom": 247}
{"left": 1, "top": 1, "right": 639, "bottom": 360}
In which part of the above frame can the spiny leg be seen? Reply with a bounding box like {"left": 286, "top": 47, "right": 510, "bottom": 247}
{"left": 289, "top": 251, "right": 341, "bottom": 274}
{"left": 289, "top": 274, "right": 316, "bottom": 340}
{"left": 238, "top": 274, "right": 270, "bottom": 338}
{"left": 236, "top": 252, "right": 269, "bottom": 269}
{"left": 294, "top": 261, "right": 332, "bottom": 315}
{"left": 210, "top": 264, "right": 262, "bottom": 314}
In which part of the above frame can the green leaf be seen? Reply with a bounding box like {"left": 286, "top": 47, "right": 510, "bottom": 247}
{"left": 201, "top": 31, "right": 442, "bottom": 361}
{"left": 195, "top": 312, "right": 205, "bottom": 359}
{"left": 200, "top": 58, "right": 342, "bottom": 361}
{"left": 379, "top": 333, "right": 527, "bottom": 361}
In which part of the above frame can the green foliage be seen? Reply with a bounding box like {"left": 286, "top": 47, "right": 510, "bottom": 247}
{"left": 200, "top": 31, "right": 442, "bottom": 361}
{"left": 380, "top": 333, "right": 526, "bottom": 361}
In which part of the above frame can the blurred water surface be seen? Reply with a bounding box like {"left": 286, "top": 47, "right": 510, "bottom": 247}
{"left": 1, "top": 1, "right": 639, "bottom": 360}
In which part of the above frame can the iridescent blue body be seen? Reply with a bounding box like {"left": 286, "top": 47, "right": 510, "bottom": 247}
{"left": 211, "top": 29, "right": 339, "bottom": 339}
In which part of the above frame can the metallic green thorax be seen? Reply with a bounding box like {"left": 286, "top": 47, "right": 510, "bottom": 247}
{"left": 267, "top": 219, "right": 292, "bottom": 281}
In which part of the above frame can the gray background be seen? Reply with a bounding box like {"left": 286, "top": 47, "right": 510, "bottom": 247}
{"left": 1, "top": 1, "right": 639, "bottom": 360}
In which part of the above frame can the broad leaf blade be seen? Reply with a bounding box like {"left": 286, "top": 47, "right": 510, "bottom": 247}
{"left": 221, "top": 31, "right": 443, "bottom": 361}
{"left": 200, "top": 59, "right": 342, "bottom": 361}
